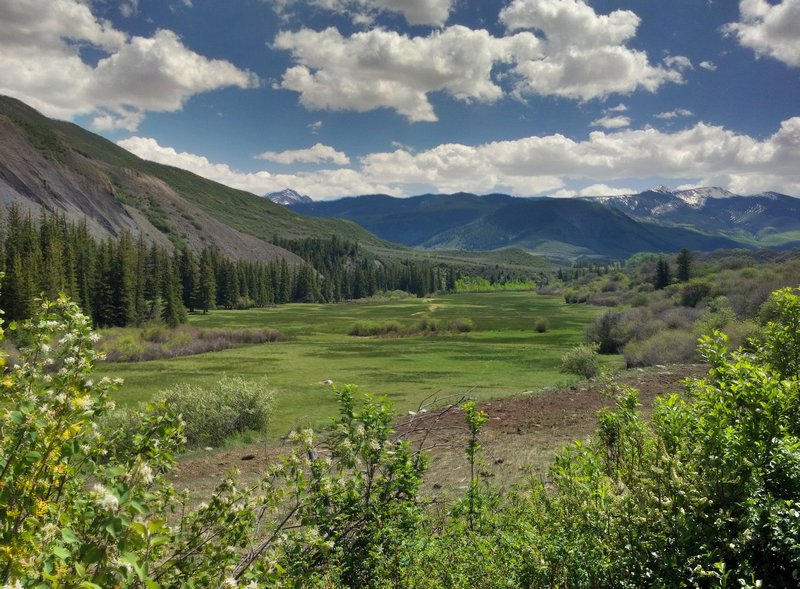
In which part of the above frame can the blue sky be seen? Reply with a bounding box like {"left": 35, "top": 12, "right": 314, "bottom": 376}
{"left": 1, "top": 0, "right": 799, "bottom": 199}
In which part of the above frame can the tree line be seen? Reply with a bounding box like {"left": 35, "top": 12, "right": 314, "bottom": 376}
{"left": 0, "top": 206, "right": 456, "bottom": 327}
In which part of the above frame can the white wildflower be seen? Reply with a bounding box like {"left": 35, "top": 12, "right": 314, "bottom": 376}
{"left": 74, "top": 396, "right": 93, "bottom": 410}
{"left": 222, "top": 577, "right": 238, "bottom": 588}
{"left": 244, "top": 582, "right": 259, "bottom": 589}
{"left": 92, "top": 483, "right": 119, "bottom": 512}
{"left": 113, "top": 378, "right": 124, "bottom": 386}
{"left": 89, "top": 332, "right": 101, "bottom": 342}
{"left": 131, "top": 461, "right": 154, "bottom": 485}
{"left": 369, "top": 439, "right": 381, "bottom": 452}
{"left": 64, "top": 356, "right": 76, "bottom": 366}
{"left": 40, "top": 343, "right": 50, "bottom": 353}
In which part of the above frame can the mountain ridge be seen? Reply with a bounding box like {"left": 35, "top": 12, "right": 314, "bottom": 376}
{"left": 290, "top": 188, "right": 800, "bottom": 260}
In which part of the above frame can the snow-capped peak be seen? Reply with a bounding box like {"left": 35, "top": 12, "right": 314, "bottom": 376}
{"left": 673, "top": 186, "right": 736, "bottom": 208}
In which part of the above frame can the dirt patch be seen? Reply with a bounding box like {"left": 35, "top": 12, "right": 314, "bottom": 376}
{"left": 172, "top": 364, "right": 708, "bottom": 501}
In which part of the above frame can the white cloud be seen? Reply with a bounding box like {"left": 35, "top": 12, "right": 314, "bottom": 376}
{"left": 0, "top": 0, "right": 257, "bottom": 129}
{"left": 307, "top": 120, "right": 323, "bottom": 134}
{"left": 361, "top": 118, "right": 800, "bottom": 196}
{"left": 577, "top": 184, "right": 635, "bottom": 196}
{"left": 117, "top": 137, "right": 394, "bottom": 199}
{"left": 119, "top": 0, "right": 139, "bottom": 18}
{"left": 271, "top": 0, "right": 454, "bottom": 26}
{"left": 274, "top": 26, "right": 535, "bottom": 122}
{"left": 255, "top": 143, "right": 350, "bottom": 165}
{"left": 699, "top": 60, "right": 717, "bottom": 71}
{"left": 724, "top": 0, "right": 800, "bottom": 67}
{"left": 655, "top": 109, "right": 694, "bottom": 120}
{"left": 499, "top": 0, "right": 687, "bottom": 101}
{"left": 274, "top": 1, "right": 685, "bottom": 121}
{"left": 605, "top": 103, "right": 628, "bottom": 113}
{"left": 117, "top": 118, "right": 800, "bottom": 199}
{"left": 591, "top": 115, "right": 631, "bottom": 129}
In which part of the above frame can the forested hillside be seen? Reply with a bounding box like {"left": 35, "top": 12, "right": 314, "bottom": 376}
{"left": 0, "top": 206, "right": 458, "bottom": 326}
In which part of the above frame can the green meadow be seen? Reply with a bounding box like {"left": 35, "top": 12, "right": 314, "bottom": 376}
{"left": 98, "top": 292, "right": 620, "bottom": 437}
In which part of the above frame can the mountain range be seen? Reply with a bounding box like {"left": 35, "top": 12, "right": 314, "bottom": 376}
{"left": 289, "top": 188, "right": 800, "bottom": 261}
{"left": 1, "top": 93, "right": 797, "bottom": 265}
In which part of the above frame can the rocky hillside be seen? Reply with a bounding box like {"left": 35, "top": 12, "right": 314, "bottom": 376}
{"left": 0, "top": 95, "right": 384, "bottom": 264}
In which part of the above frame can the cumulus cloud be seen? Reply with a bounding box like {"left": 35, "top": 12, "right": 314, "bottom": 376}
{"left": 591, "top": 115, "right": 631, "bottom": 129}
{"left": 271, "top": 0, "right": 454, "bottom": 26}
{"left": 655, "top": 109, "right": 694, "bottom": 120}
{"left": 499, "top": 0, "right": 687, "bottom": 101}
{"left": 274, "top": 1, "right": 685, "bottom": 121}
{"left": 0, "top": 0, "right": 257, "bottom": 130}
{"left": 724, "top": 0, "right": 800, "bottom": 67}
{"left": 274, "top": 26, "right": 536, "bottom": 122}
{"left": 117, "top": 118, "right": 800, "bottom": 199}
{"left": 361, "top": 118, "right": 800, "bottom": 196}
{"left": 605, "top": 103, "right": 628, "bottom": 113}
{"left": 699, "top": 60, "right": 717, "bottom": 71}
{"left": 117, "top": 137, "right": 394, "bottom": 199}
{"left": 255, "top": 143, "right": 350, "bottom": 165}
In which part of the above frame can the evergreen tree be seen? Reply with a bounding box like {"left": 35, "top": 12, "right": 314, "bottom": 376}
{"left": 676, "top": 248, "right": 692, "bottom": 283}
{"left": 654, "top": 258, "right": 672, "bottom": 290}
{"left": 197, "top": 249, "right": 216, "bottom": 314}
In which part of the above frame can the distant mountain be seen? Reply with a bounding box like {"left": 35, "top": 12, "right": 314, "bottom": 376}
{"left": 266, "top": 189, "right": 313, "bottom": 206}
{"left": 291, "top": 191, "right": 753, "bottom": 261}
{"left": 585, "top": 187, "right": 800, "bottom": 244}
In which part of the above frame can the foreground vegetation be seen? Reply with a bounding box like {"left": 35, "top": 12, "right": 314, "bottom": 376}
{"left": 3, "top": 285, "right": 800, "bottom": 587}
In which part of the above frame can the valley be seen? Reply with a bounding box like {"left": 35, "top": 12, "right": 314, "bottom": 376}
{"left": 97, "top": 291, "right": 617, "bottom": 437}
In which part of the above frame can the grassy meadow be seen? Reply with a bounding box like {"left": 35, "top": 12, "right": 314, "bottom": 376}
{"left": 97, "top": 292, "right": 619, "bottom": 437}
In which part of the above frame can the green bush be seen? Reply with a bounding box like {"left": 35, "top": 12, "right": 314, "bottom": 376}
{"left": 623, "top": 329, "right": 699, "bottom": 367}
{"left": 156, "top": 376, "right": 273, "bottom": 447}
{"left": 534, "top": 317, "right": 549, "bottom": 333}
{"left": 560, "top": 343, "right": 599, "bottom": 378}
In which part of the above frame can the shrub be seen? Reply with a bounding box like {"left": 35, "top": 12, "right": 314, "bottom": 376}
{"left": 156, "top": 376, "right": 273, "bottom": 447}
{"left": 100, "top": 325, "right": 286, "bottom": 362}
{"left": 560, "top": 343, "right": 599, "bottom": 378}
{"left": 680, "top": 279, "right": 712, "bottom": 307}
{"left": 587, "top": 311, "right": 631, "bottom": 354}
{"left": 623, "top": 329, "right": 699, "bottom": 367}
{"left": 450, "top": 318, "right": 475, "bottom": 333}
{"left": 534, "top": 317, "right": 549, "bottom": 333}
{"left": 348, "top": 320, "right": 402, "bottom": 336}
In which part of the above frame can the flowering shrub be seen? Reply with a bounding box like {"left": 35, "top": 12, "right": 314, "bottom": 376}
{"left": 0, "top": 296, "right": 429, "bottom": 587}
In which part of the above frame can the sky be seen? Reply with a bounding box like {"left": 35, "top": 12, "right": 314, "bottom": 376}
{"left": 1, "top": 0, "right": 799, "bottom": 200}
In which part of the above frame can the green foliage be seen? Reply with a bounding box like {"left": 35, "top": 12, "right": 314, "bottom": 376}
{"left": 534, "top": 316, "right": 549, "bottom": 333}
{"left": 6, "top": 286, "right": 800, "bottom": 587}
{"left": 455, "top": 275, "right": 539, "bottom": 292}
{"left": 622, "top": 329, "right": 699, "bottom": 367}
{"left": 677, "top": 247, "right": 693, "bottom": 282}
{"left": 680, "top": 279, "right": 712, "bottom": 307}
{"left": 156, "top": 376, "right": 273, "bottom": 447}
{"left": 560, "top": 343, "right": 600, "bottom": 378}
{"left": 761, "top": 286, "right": 800, "bottom": 378}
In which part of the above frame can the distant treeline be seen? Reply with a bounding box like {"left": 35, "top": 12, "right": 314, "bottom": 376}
{"left": 0, "top": 206, "right": 460, "bottom": 326}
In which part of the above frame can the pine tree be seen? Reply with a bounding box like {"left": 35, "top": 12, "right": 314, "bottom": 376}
{"left": 677, "top": 248, "right": 692, "bottom": 283}
{"left": 654, "top": 258, "right": 672, "bottom": 290}
{"left": 197, "top": 249, "right": 216, "bottom": 314}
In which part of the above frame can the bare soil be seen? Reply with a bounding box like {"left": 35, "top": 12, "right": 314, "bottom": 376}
{"left": 171, "top": 364, "right": 708, "bottom": 501}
